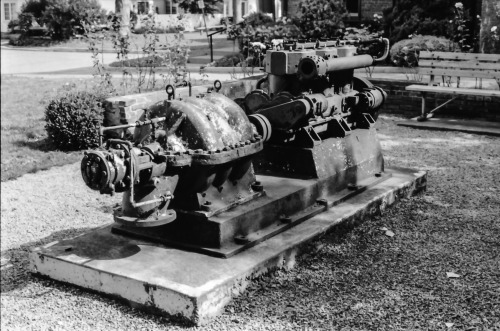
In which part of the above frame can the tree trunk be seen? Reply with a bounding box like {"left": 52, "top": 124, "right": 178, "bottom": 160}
{"left": 116, "top": 0, "right": 131, "bottom": 37}
{"left": 232, "top": 0, "right": 242, "bottom": 23}
{"left": 480, "top": 0, "right": 500, "bottom": 53}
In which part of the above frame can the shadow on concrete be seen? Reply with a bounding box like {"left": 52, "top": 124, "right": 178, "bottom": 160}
{"left": 1, "top": 227, "right": 94, "bottom": 293}
{"left": 0, "top": 226, "right": 193, "bottom": 328}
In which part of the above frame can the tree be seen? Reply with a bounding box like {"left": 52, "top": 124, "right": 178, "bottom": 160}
{"left": 18, "top": 0, "right": 106, "bottom": 40}
{"left": 177, "top": 0, "right": 222, "bottom": 15}
{"left": 42, "top": 0, "right": 106, "bottom": 39}
{"left": 115, "top": 0, "right": 132, "bottom": 37}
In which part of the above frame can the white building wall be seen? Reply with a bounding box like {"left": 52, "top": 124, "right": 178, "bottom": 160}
{"left": 1, "top": 0, "right": 22, "bottom": 32}
{"left": 99, "top": 0, "right": 115, "bottom": 14}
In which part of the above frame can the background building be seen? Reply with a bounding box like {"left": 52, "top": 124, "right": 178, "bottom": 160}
{"left": 1, "top": 0, "right": 22, "bottom": 32}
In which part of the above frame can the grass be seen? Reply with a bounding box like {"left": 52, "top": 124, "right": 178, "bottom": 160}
{"left": 225, "top": 118, "right": 500, "bottom": 329}
{"left": 0, "top": 75, "right": 213, "bottom": 182}
{"left": 0, "top": 76, "right": 90, "bottom": 181}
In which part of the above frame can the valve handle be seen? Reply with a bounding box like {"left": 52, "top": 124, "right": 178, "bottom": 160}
{"left": 214, "top": 80, "right": 222, "bottom": 92}
{"left": 165, "top": 85, "right": 175, "bottom": 100}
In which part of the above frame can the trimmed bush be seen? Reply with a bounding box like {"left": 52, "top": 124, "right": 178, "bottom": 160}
{"left": 109, "top": 55, "right": 164, "bottom": 67}
{"left": 390, "top": 35, "right": 457, "bottom": 67}
{"left": 208, "top": 53, "right": 245, "bottom": 67}
{"left": 45, "top": 91, "right": 106, "bottom": 151}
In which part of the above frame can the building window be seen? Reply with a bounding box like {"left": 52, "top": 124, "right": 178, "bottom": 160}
{"left": 137, "top": 2, "right": 150, "bottom": 14}
{"left": 346, "top": 0, "right": 359, "bottom": 17}
{"left": 4, "top": 3, "right": 16, "bottom": 21}
{"left": 166, "top": 0, "right": 178, "bottom": 14}
{"left": 241, "top": 0, "right": 248, "bottom": 17}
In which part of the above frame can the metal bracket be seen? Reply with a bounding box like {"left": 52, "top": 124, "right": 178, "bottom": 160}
{"left": 418, "top": 96, "right": 458, "bottom": 122}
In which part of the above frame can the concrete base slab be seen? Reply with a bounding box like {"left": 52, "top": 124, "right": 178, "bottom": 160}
{"left": 398, "top": 117, "right": 500, "bottom": 137}
{"left": 29, "top": 167, "right": 426, "bottom": 325}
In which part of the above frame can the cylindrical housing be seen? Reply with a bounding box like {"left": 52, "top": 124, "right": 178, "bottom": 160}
{"left": 298, "top": 54, "right": 374, "bottom": 80}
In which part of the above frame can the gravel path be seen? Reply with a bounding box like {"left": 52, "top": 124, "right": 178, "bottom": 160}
{"left": 1, "top": 116, "right": 499, "bottom": 330}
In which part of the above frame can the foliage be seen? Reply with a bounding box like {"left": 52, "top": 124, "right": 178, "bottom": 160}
{"left": 21, "top": 0, "right": 48, "bottom": 23}
{"left": 18, "top": 13, "right": 37, "bottom": 33}
{"left": 243, "top": 12, "right": 274, "bottom": 27}
{"left": 480, "top": 1, "right": 500, "bottom": 54}
{"left": 15, "top": 0, "right": 49, "bottom": 34}
{"left": 176, "top": 0, "right": 222, "bottom": 15}
{"left": 43, "top": 0, "right": 106, "bottom": 40}
{"left": 449, "top": 2, "right": 476, "bottom": 52}
{"left": 7, "top": 19, "right": 20, "bottom": 31}
{"left": 228, "top": 16, "right": 301, "bottom": 57}
{"left": 45, "top": 90, "right": 107, "bottom": 151}
{"left": 207, "top": 53, "right": 245, "bottom": 67}
{"left": 390, "top": 35, "right": 457, "bottom": 67}
{"left": 383, "top": 0, "right": 454, "bottom": 44}
{"left": 343, "top": 14, "right": 386, "bottom": 60}
{"left": 17, "top": 0, "right": 106, "bottom": 40}
{"left": 86, "top": 13, "right": 190, "bottom": 94}
{"left": 297, "top": 0, "right": 347, "bottom": 40}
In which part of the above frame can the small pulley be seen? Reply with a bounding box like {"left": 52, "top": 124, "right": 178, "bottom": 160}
{"left": 207, "top": 80, "right": 222, "bottom": 93}
{"left": 244, "top": 89, "right": 271, "bottom": 114}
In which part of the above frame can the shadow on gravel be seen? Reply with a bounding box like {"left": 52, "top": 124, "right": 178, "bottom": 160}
{"left": 0, "top": 227, "right": 93, "bottom": 293}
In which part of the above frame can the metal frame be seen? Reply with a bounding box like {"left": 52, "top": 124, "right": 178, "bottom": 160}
{"left": 419, "top": 92, "right": 458, "bottom": 121}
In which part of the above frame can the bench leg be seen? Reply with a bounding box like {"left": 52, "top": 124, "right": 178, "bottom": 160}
{"left": 417, "top": 92, "right": 427, "bottom": 121}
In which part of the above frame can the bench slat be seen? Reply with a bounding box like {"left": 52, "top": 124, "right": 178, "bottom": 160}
{"left": 418, "top": 68, "right": 500, "bottom": 79}
{"left": 419, "top": 51, "right": 500, "bottom": 62}
{"left": 406, "top": 84, "right": 500, "bottom": 97}
{"left": 418, "top": 60, "right": 500, "bottom": 71}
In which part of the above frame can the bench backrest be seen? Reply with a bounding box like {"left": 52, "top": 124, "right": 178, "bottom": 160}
{"left": 419, "top": 51, "right": 500, "bottom": 85}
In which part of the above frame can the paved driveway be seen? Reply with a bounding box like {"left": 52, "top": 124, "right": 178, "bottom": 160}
{"left": 1, "top": 48, "right": 122, "bottom": 74}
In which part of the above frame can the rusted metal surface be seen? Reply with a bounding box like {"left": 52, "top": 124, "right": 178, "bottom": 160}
{"left": 81, "top": 37, "right": 393, "bottom": 256}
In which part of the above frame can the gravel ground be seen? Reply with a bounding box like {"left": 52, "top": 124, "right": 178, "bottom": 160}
{"left": 1, "top": 115, "right": 499, "bottom": 330}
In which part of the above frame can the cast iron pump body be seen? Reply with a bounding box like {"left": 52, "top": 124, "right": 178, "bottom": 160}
{"left": 81, "top": 37, "right": 391, "bottom": 256}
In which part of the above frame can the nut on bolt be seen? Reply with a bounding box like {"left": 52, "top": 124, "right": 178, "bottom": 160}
{"left": 251, "top": 181, "right": 263, "bottom": 192}
{"left": 200, "top": 201, "right": 211, "bottom": 211}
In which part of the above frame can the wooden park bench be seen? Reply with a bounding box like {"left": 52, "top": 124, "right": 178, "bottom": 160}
{"left": 406, "top": 51, "right": 500, "bottom": 121}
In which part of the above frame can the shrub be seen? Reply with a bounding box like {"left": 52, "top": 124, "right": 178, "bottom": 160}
{"left": 383, "top": 0, "right": 480, "bottom": 46}
{"left": 177, "top": 0, "right": 222, "bottom": 15}
{"left": 243, "top": 12, "right": 274, "bottom": 27}
{"left": 109, "top": 55, "right": 164, "bottom": 67}
{"left": 390, "top": 35, "right": 457, "bottom": 67}
{"left": 42, "top": 0, "right": 106, "bottom": 40}
{"left": 45, "top": 90, "right": 106, "bottom": 150}
{"left": 297, "top": 0, "right": 347, "bottom": 39}
{"left": 383, "top": 0, "right": 452, "bottom": 45}
{"left": 18, "top": 0, "right": 106, "bottom": 40}
{"left": 228, "top": 16, "right": 301, "bottom": 58}
{"left": 208, "top": 53, "right": 245, "bottom": 67}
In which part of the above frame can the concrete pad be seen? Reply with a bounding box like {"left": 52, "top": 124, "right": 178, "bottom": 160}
{"left": 398, "top": 117, "right": 500, "bottom": 137}
{"left": 30, "top": 167, "right": 426, "bottom": 325}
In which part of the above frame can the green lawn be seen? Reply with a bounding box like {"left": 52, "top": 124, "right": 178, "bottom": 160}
{"left": 0, "top": 75, "right": 210, "bottom": 182}
{"left": 0, "top": 76, "right": 89, "bottom": 181}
